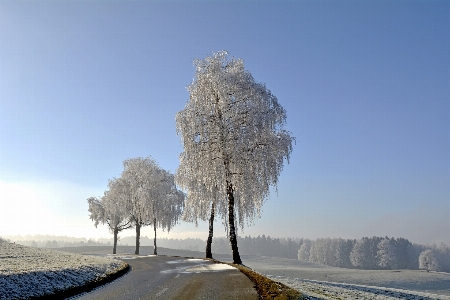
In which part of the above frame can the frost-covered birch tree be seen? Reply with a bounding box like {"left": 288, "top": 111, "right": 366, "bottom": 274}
{"left": 87, "top": 178, "right": 132, "bottom": 254}
{"left": 148, "top": 169, "right": 185, "bottom": 255}
{"left": 419, "top": 249, "right": 440, "bottom": 272}
{"left": 120, "top": 157, "right": 165, "bottom": 255}
{"left": 120, "top": 157, "right": 185, "bottom": 255}
{"left": 176, "top": 51, "right": 294, "bottom": 264}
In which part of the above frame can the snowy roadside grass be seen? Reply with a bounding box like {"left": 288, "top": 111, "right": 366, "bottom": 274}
{"left": 266, "top": 277, "right": 450, "bottom": 300}
{"left": 0, "top": 242, "right": 128, "bottom": 299}
{"left": 243, "top": 256, "right": 450, "bottom": 300}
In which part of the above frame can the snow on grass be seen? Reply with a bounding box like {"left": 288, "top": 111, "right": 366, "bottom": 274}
{"left": 0, "top": 242, "right": 127, "bottom": 299}
{"left": 243, "top": 256, "right": 450, "bottom": 300}
{"left": 267, "top": 277, "right": 450, "bottom": 300}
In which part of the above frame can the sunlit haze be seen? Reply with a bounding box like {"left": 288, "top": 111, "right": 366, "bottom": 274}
{"left": 1, "top": 1, "right": 449, "bottom": 246}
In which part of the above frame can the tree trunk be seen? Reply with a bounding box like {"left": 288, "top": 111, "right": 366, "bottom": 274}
{"left": 227, "top": 183, "right": 242, "bottom": 264}
{"left": 153, "top": 218, "right": 157, "bottom": 255}
{"left": 135, "top": 223, "right": 141, "bottom": 255}
{"left": 206, "top": 202, "right": 215, "bottom": 259}
{"left": 113, "top": 227, "right": 118, "bottom": 254}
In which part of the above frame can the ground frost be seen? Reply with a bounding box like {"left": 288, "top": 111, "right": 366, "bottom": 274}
{"left": 0, "top": 242, "right": 127, "bottom": 299}
{"left": 267, "top": 276, "right": 450, "bottom": 300}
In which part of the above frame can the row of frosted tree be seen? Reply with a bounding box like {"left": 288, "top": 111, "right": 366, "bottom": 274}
{"left": 88, "top": 51, "right": 294, "bottom": 263}
{"left": 88, "top": 157, "right": 185, "bottom": 255}
{"left": 297, "top": 236, "right": 450, "bottom": 272}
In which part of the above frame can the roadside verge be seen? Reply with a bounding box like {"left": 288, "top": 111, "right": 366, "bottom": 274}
{"left": 206, "top": 258, "right": 304, "bottom": 300}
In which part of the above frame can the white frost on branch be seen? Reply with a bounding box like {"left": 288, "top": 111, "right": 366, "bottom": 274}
{"left": 119, "top": 157, "right": 184, "bottom": 232}
{"left": 175, "top": 51, "right": 294, "bottom": 230}
{"left": 87, "top": 177, "right": 132, "bottom": 234}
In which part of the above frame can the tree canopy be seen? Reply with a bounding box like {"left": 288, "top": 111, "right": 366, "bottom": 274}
{"left": 176, "top": 51, "right": 294, "bottom": 263}
{"left": 87, "top": 156, "right": 184, "bottom": 255}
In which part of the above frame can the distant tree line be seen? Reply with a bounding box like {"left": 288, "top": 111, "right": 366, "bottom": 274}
{"left": 7, "top": 233, "right": 449, "bottom": 273}
{"left": 212, "top": 235, "right": 301, "bottom": 259}
{"left": 297, "top": 236, "right": 450, "bottom": 272}
{"left": 15, "top": 239, "right": 112, "bottom": 248}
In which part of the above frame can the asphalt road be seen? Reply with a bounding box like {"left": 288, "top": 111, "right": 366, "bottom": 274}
{"left": 73, "top": 255, "right": 258, "bottom": 300}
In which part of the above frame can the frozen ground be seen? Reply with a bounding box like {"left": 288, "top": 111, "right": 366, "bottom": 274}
{"left": 0, "top": 242, "right": 127, "bottom": 299}
{"left": 243, "top": 256, "right": 450, "bottom": 300}
{"left": 34, "top": 246, "right": 450, "bottom": 300}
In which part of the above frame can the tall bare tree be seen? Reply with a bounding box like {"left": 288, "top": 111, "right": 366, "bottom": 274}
{"left": 176, "top": 51, "right": 294, "bottom": 264}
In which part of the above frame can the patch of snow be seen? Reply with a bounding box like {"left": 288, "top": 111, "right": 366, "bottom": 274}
{"left": 162, "top": 260, "right": 236, "bottom": 274}
{"left": 186, "top": 264, "right": 235, "bottom": 272}
{"left": 0, "top": 242, "right": 127, "bottom": 299}
{"left": 106, "top": 253, "right": 157, "bottom": 259}
{"left": 243, "top": 256, "right": 450, "bottom": 297}
{"left": 166, "top": 258, "right": 206, "bottom": 264}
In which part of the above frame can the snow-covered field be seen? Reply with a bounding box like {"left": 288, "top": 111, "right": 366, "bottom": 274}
{"left": 0, "top": 242, "right": 128, "bottom": 299}
{"left": 269, "top": 277, "right": 450, "bottom": 300}
{"left": 243, "top": 256, "right": 450, "bottom": 300}
{"left": 14, "top": 245, "right": 448, "bottom": 300}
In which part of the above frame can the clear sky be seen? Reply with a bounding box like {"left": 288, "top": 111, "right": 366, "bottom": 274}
{"left": 1, "top": 1, "right": 449, "bottom": 246}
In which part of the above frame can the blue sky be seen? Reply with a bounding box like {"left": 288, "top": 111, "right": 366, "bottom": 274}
{"left": 1, "top": 1, "right": 449, "bottom": 246}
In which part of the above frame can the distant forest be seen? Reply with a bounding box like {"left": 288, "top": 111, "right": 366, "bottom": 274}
{"left": 297, "top": 236, "right": 450, "bottom": 272}
{"left": 5, "top": 234, "right": 449, "bottom": 272}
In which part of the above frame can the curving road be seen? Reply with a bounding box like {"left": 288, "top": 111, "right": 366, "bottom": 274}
{"left": 73, "top": 255, "right": 258, "bottom": 300}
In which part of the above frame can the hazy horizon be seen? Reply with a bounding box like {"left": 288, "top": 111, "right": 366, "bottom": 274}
{"left": 4, "top": 234, "right": 449, "bottom": 251}
{"left": 1, "top": 1, "right": 449, "bottom": 247}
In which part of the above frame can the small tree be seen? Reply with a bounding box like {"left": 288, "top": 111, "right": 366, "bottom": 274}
{"left": 119, "top": 157, "right": 185, "bottom": 255}
{"left": 176, "top": 51, "right": 294, "bottom": 264}
{"left": 87, "top": 178, "right": 132, "bottom": 254}
{"left": 419, "top": 249, "right": 440, "bottom": 272}
{"left": 148, "top": 169, "right": 185, "bottom": 255}
{"left": 119, "top": 157, "right": 161, "bottom": 255}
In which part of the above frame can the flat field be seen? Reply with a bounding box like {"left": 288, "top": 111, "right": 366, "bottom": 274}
{"left": 0, "top": 242, "right": 128, "bottom": 299}
{"left": 243, "top": 256, "right": 450, "bottom": 299}
{"left": 31, "top": 245, "right": 450, "bottom": 300}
